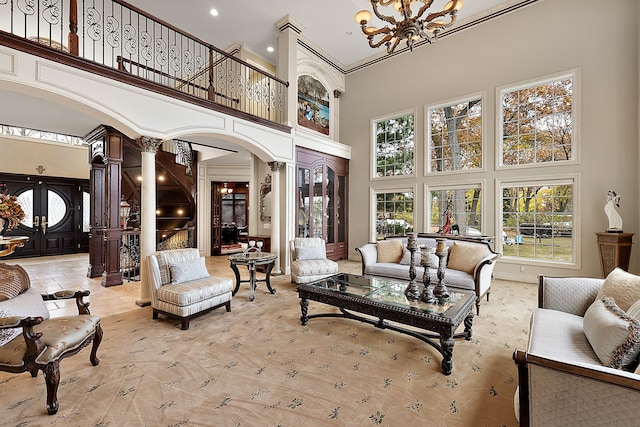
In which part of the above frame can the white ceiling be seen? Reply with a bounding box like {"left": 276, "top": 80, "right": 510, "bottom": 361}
{"left": 1, "top": 0, "right": 525, "bottom": 164}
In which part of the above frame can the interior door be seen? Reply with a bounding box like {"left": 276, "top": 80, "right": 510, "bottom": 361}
{"left": 1, "top": 176, "right": 87, "bottom": 258}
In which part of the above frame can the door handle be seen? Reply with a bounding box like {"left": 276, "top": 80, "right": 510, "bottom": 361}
{"left": 41, "top": 216, "right": 47, "bottom": 234}
{"left": 34, "top": 216, "right": 39, "bottom": 227}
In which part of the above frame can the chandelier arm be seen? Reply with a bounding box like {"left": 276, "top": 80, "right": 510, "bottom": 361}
{"left": 425, "top": 12, "right": 457, "bottom": 30}
{"left": 362, "top": 25, "right": 392, "bottom": 37}
{"left": 368, "top": 33, "right": 394, "bottom": 49}
{"left": 370, "top": 0, "right": 397, "bottom": 25}
{"left": 387, "top": 37, "right": 402, "bottom": 54}
{"left": 415, "top": 0, "right": 437, "bottom": 19}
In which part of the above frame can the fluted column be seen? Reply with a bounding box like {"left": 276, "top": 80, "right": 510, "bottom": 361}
{"left": 136, "top": 137, "right": 162, "bottom": 307}
{"left": 268, "top": 161, "right": 285, "bottom": 274}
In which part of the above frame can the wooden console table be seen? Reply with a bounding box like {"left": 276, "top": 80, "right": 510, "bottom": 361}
{"left": 596, "top": 232, "right": 634, "bottom": 277}
{"left": 0, "top": 236, "right": 29, "bottom": 257}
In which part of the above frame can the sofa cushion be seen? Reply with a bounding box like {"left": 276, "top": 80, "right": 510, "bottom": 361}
{"left": 597, "top": 268, "right": 640, "bottom": 312}
{"left": 376, "top": 240, "right": 403, "bottom": 263}
{"left": 157, "top": 276, "right": 233, "bottom": 307}
{"left": 296, "top": 245, "right": 326, "bottom": 261}
{"left": 583, "top": 296, "right": 640, "bottom": 369}
{"left": 0, "top": 270, "right": 29, "bottom": 302}
{"left": 169, "top": 257, "right": 210, "bottom": 285}
{"left": 447, "top": 242, "right": 486, "bottom": 274}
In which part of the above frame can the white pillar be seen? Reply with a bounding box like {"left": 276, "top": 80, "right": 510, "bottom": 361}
{"left": 269, "top": 161, "right": 285, "bottom": 274}
{"left": 136, "top": 137, "right": 162, "bottom": 307}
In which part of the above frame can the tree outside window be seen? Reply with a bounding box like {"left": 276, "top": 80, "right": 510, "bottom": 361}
{"left": 428, "top": 97, "right": 482, "bottom": 173}
{"left": 374, "top": 114, "right": 414, "bottom": 177}
{"left": 375, "top": 191, "right": 414, "bottom": 239}
{"left": 501, "top": 181, "right": 574, "bottom": 262}
{"left": 500, "top": 74, "right": 575, "bottom": 166}
{"left": 429, "top": 187, "right": 482, "bottom": 235}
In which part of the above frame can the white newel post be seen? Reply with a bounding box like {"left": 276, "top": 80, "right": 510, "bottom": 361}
{"left": 269, "top": 161, "right": 285, "bottom": 274}
{"left": 136, "top": 137, "right": 162, "bottom": 307}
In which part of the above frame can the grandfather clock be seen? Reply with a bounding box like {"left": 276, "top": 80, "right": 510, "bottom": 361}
{"left": 596, "top": 232, "right": 634, "bottom": 277}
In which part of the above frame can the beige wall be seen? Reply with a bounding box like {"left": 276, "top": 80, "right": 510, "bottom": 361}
{"left": 341, "top": 0, "right": 640, "bottom": 281}
{"left": 0, "top": 136, "right": 88, "bottom": 179}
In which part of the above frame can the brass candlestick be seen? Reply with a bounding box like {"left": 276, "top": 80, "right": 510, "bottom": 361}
{"left": 404, "top": 233, "right": 420, "bottom": 299}
{"left": 433, "top": 238, "right": 450, "bottom": 300}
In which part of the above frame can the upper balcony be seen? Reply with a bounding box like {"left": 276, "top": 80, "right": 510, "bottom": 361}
{"left": 0, "top": 0, "right": 290, "bottom": 133}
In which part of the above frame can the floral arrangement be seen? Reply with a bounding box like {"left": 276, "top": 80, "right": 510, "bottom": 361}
{"left": 0, "top": 191, "right": 26, "bottom": 231}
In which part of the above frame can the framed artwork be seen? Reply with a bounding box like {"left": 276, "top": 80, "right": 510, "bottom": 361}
{"left": 297, "top": 75, "right": 329, "bottom": 135}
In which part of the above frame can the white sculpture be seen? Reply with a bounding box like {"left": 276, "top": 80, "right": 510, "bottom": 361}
{"left": 605, "top": 190, "right": 623, "bottom": 231}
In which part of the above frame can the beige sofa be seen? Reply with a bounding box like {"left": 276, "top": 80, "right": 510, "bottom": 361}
{"left": 514, "top": 271, "right": 640, "bottom": 426}
{"left": 148, "top": 248, "right": 233, "bottom": 329}
{"left": 356, "top": 235, "right": 500, "bottom": 314}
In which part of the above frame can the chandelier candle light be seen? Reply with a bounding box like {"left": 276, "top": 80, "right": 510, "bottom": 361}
{"left": 355, "top": 0, "right": 463, "bottom": 54}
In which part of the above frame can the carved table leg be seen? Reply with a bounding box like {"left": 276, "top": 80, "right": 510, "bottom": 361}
{"left": 440, "top": 335, "right": 455, "bottom": 375}
{"left": 464, "top": 312, "right": 474, "bottom": 341}
{"left": 300, "top": 297, "right": 309, "bottom": 325}
{"left": 264, "top": 261, "right": 276, "bottom": 294}
{"left": 248, "top": 262, "right": 256, "bottom": 302}
{"left": 230, "top": 262, "right": 241, "bottom": 296}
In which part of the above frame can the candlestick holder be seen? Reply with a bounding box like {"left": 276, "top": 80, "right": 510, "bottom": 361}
{"left": 433, "top": 238, "right": 450, "bottom": 300}
{"left": 419, "top": 247, "right": 437, "bottom": 303}
{"left": 404, "top": 233, "right": 420, "bottom": 299}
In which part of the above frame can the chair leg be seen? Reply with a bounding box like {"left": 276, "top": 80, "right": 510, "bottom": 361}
{"left": 152, "top": 309, "right": 159, "bottom": 320}
{"left": 225, "top": 301, "right": 231, "bottom": 312}
{"left": 181, "top": 318, "right": 190, "bottom": 330}
{"left": 90, "top": 324, "right": 103, "bottom": 366}
{"left": 43, "top": 362, "right": 61, "bottom": 415}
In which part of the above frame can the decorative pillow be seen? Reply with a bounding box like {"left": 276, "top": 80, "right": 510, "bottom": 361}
{"left": 0, "top": 309, "right": 21, "bottom": 346}
{"left": 376, "top": 240, "right": 404, "bottom": 263}
{"left": 627, "top": 300, "right": 640, "bottom": 320}
{"left": 0, "top": 268, "right": 29, "bottom": 301}
{"left": 157, "top": 256, "right": 171, "bottom": 286}
{"left": 296, "top": 245, "right": 326, "bottom": 261}
{"left": 446, "top": 242, "right": 486, "bottom": 274}
{"left": 597, "top": 268, "right": 640, "bottom": 312}
{"left": 168, "top": 257, "right": 210, "bottom": 285}
{"left": 583, "top": 296, "right": 640, "bottom": 369}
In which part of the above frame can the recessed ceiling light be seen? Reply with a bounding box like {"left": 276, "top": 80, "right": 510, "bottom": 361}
{"left": 267, "top": 46, "right": 274, "bottom": 53}
{"left": 346, "top": 31, "right": 353, "bottom": 35}
{"left": 210, "top": 8, "right": 219, "bottom": 17}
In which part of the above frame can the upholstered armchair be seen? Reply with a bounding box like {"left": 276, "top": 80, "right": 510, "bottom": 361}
{"left": 0, "top": 263, "right": 102, "bottom": 415}
{"left": 290, "top": 237, "right": 339, "bottom": 284}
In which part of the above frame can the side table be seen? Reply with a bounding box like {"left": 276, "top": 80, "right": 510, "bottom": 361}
{"left": 596, "top": 232, "right": 634, "bottom": 277}
{"left": 228, "top": 252, "right": 277, "bottom": 301}
{"left": 0, "top": 236, "right": 29, "bottom": 257}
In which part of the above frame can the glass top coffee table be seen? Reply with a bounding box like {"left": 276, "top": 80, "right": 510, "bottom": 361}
{"left": 228, "top": 252, "right": 277, "bottom": 301}
{"left": 297, "top": 273, "right": 475, "bottom": 375}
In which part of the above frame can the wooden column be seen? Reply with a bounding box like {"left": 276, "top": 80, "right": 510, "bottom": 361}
{"left": 85, "top": 126, "right": 126, "bottom": 287}
{"left": 596, "top": 232, "right": 634, "bottom": 277}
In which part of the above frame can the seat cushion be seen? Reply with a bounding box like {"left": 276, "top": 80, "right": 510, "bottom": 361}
{"left": 291, "top": 259, "right": 339, "bottom": 278}
{"left": 156, "top": 277, "right": 233, "bottom": 307}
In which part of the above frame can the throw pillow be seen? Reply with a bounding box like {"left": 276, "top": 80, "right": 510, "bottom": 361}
{"left": 446, "top": 242, "right": 486, "bottom": 274}
{"left": 597, "top": 268, "right": 640, "bottom": 312}
{"left": 0, "top": 309, "right": 21, "bottom": 346}
{"left": 296, "top": 245, "right": 327, "bottom": 261}
{"left": 168, "top": 257, "right": 210, "bottom": 285}
{"left": 628, "top": 300, "right": 640, "bottom": 320}
{"left": 0, "top": 268, "right": 30, "bottom": 301}
{"left": 583, "top": 296, "right": 640, "bottom": 369}
{"left": 376, "top": 240, "right": 404, "bottom": 263}
{"left": 157, "top": 256, "right": 171, "bottom": 286}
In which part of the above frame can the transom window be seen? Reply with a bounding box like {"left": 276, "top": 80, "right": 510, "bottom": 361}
{"left": 374, "top": 190, "right": 414, "bottom": 240}
{"left": 500, "top": 179, "right": 575, "bottom": 263}
{"left": 499, "top": 71, "right": 577, "bottom": 167}
{"left": 429, "top": 186, "right": 483, "bottom": 235}
{"left": 427, "top": 96, "right": 482, "bottom": 173}
{"left": 373, "top": 112, "right": 415, "bottom": 178}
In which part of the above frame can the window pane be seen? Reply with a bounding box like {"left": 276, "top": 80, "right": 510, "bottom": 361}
{"left": 47, "top": 190, "right": 65, "bottom": 227}
{"left": 429, "top": 98, "right": 482, "bottom": 172}
{"left": 429, "top": 187, "right": 482, "bottom": 235}
{"left": 500, "top": 76, "right": 574, "bottom": 165}
{"left": 18, "top": 190, "right": 33, "bottom": 228}
{"left": 375, "top": 191, "right": 414, "bottom": 239}
{"left": 83, "top": 191, "right": 90, "bottom": 233}
{"left": 501, "top": 183, "right": 574, "bottom": 262}
{"left": 374, "top": 114, "right": 414, "bottom": 177}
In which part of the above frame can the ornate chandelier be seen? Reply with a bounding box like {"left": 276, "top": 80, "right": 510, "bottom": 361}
{"left": 354, "top": 0, "right": 464, "bottom": 54}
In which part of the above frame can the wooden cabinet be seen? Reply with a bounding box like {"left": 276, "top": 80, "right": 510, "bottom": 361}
{"left": 296, "top": 147, "right": 348, "bottom": 260}
{"left": 596, "top": 232, "right": 634, "bottom": 277}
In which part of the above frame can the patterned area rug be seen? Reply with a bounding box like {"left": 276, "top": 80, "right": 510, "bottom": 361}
{"left": 0, "top": 276, "right": 536, "bottom": 426}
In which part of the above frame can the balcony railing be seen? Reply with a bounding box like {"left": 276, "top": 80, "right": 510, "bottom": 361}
{"left": 0, "top": 0, "right": 289, "bottom": 128}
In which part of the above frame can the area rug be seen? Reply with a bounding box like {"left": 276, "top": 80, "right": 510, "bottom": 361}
{"left": 0, "top": 277, "right": 536, "bottom": 426}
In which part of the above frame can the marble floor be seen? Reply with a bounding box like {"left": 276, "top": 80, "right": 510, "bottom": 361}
{"left": 10, "top": 253, "right": 362, "bottom": 318}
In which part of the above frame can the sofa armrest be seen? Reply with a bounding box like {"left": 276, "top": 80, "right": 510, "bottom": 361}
{"left": 514, "top": 349, "right": 640, "bottom": 427}
{"left": 473, "top": 254, "right": 499, "bottom": 297}
{"left": 538, "top": 275, "right": 604, "bottom": 316}
{"left": 356, "top": 243, "right": 378, "bottom": 275}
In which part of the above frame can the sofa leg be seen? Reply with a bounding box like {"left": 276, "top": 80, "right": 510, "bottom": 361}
{"left": 181, "top": 318, "right": 190, "bottom": 330}
{"left": 225, "top": 301, "right": 231, "bottom": 312}
{"left": 475, "top": 300, "right": 481, "bottom": 316}
{"left": 152, "top": 309, "right": 159, "bottom": 320}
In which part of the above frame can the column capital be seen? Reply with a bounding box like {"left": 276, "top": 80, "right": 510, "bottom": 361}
{"left": 137, "top": 137, "right": 163, "bottom": 153}
{"left": 268, "top": 161, "right": 286, "bottom": 172}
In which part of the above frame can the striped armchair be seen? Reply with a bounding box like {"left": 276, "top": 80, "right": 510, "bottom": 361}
{"left": 289, "top": 238, "right": 339, "bottom": 284}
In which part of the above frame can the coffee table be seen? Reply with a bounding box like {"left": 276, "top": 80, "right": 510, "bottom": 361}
{"left": 297, "top": 273, "right": 475, "bottom": 375}
{"left": 228, "top": 252, "right": 277, "bottom": 301}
